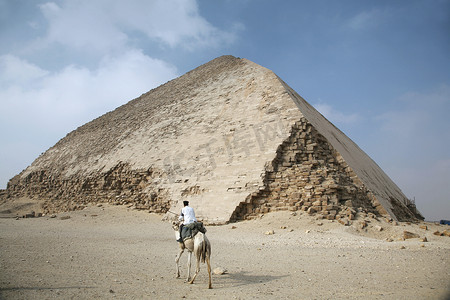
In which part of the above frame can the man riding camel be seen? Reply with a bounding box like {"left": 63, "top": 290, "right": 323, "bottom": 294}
{"left": 177, "top": 201, "right": 197, "bottom": 242}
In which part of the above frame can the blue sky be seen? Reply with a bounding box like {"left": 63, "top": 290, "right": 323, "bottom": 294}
{"left": 0, "top": 0, "right": 449, "bottom": 220}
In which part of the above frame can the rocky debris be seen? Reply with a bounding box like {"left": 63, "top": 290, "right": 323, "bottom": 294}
{"left": 433, "top": 230, "right": 450, "bottom": 237}
{"left": 20, "top": 211, "right": 43, "bottom": 218}
{"left": 59, "top": 216, "right": 71, "bottom": 220}
{"left": 403, "top": 231, "right": 420, "bottom": 240}
{"left": 230, "top": 118, "right": 390, "bottom": 223}
{"left": 5, "top": 163, "right": 171, "bottom": 215}
{"left": 265, "top": 230, "right": 275, "bottom": 235}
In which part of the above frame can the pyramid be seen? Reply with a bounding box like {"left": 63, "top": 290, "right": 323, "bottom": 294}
{"left": 3, "top": 56, "right": 423, "bottom": 223}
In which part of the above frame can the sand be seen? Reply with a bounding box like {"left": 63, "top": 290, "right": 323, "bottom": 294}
{"left": 1, "top": 202, "right": 449, "bottom": 299}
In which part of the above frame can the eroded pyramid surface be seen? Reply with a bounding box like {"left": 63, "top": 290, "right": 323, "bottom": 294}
{"left": 3, "top": 56, "right": 422, "bottom": 223}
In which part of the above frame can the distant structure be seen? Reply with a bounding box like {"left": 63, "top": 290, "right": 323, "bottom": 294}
{"left": 2, "top": 56, "right": 423, "bottom": 223}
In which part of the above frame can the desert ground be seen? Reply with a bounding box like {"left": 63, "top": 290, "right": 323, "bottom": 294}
{"left": 0, "top": 200, "right": 449, "bottom": 300}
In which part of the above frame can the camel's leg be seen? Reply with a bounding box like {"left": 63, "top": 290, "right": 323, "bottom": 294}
{"left": 206, "top": 254, "right": 212, "bottom": 289}
{"left": 186, "top": 251, "right": 192, "bottom": 282}
{"left": 175, "top": 247, "right": 184, "bottom": 278}
{"left": 189, "top": 254, "right": 201, "bottom": 285}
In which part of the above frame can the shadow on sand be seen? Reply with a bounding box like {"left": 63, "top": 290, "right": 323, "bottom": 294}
{"left": 220, "top": 271, "right": 288, "bottom": 287}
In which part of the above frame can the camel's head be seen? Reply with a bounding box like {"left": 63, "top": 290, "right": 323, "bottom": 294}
{"left": 172, "top": 221, "right": 180, "bottom": 231}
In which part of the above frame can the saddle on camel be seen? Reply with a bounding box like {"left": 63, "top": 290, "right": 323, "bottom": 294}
{"left": 179, "top": 221, "right": 207, "bottom": 242}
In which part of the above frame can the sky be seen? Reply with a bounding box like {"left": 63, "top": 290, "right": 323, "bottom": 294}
{"left": 0, "top": 0, "right": 449, "bottom": 221}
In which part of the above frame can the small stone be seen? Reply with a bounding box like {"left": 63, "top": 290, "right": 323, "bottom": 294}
{"left": 338, "top": 218, "right": 349, "bottom": 226}
{"left": 265, "top": 230, "right": 275, "bottom": 235}
{"left": 59, "top": 216, "right": 71, "bottom": 220}
{"left": 419, "top": 225, "right": 428, "bottom": 230}
{"left": 23, "top": 212, "right": 35, "bottom": 218}
{"left": 433, "top": 231, "right": 442, "bottom": 236}
{"left": 420, "top": 237, "right": 428, "bottom": 242}
{"left": 359, "top": 221, "right": 368, "bottom": 229}
{"left": 213, "top": 267, "right": 227, "bottom": 275}
{"left": 400, "top": 246, "right": 406, "bottom": 249}
{"left": 307, "top": 207, "right": 316, "bottom": 215}
{"left": 374, "top": 225, "right": 383, "bottom": 232}
{"left": 403, "top": 231, "right": 420, "bottom": 239}
{"left": 443, "top": 230, "right": 450, "bottom": 237}
{"left": 231, "top": 226, "right": 237, "bottom": 229}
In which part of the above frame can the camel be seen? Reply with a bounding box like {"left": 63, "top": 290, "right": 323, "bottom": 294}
{"left": 172, "top": 221, "right": 212, "bottom": 289}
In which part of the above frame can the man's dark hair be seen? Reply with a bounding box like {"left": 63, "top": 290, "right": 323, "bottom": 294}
{"left": 183, "top": 201, "right": 189, "bottom": 206}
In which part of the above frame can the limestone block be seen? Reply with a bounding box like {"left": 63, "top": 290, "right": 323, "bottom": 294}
{"left": 403, "top": 231, "right": 420, "bottom": 239}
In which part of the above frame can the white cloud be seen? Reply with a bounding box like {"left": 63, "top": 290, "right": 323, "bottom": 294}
{"left": 36, "top": 0, "right": 234, "bottom": 54}
{"left": 346, "top": 9, "right": 389, "bottom": 31}
{"left": 0, "top": 51, "right": 177, "bottom": 133}
{"left": 0, "top": 54, "right": 49, "bottom": 87}
{"left": 313, "top": 102, "right": 361, "bottom": 125}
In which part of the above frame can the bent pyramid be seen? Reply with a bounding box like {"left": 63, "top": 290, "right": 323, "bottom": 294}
{"left": 4, "top": 56, "right": 422, "bottom": 223}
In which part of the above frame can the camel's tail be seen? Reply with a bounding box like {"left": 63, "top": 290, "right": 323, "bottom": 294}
{"left": 198, "top": 233, "right": 211, "bottom": 263}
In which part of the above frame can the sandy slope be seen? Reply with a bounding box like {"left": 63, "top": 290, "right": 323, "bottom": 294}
{"left": 1, "top": 203, "right": 449, "bottom": 299}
